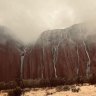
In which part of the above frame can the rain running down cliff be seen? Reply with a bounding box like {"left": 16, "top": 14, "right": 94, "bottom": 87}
{"left": 23, "top": 22, "right": 96, "bottom": 82}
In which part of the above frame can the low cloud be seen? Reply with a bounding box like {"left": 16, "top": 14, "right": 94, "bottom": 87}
{"left": 0, "top": 0, "right": 96, "bottom": 45}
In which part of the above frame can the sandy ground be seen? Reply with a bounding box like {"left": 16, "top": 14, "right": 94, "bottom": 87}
{"left": 0, "top": 84, "right": 96, "bottom": 96}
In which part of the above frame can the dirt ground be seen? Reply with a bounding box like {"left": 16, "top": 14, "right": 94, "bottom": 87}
{"left": 0, "top": 84, "right": 96, "bottom": 96}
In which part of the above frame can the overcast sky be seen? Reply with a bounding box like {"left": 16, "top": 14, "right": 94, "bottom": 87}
{"left": 0, "top": 0, "right": 96, "bottom": 44}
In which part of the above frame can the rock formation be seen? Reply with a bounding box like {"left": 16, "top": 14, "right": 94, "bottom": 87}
{"left": 23, "top": 23, "right": 96, "bottom": 82}
{"left": 0, "top": 26, "right": 22, "bottom": 82}
{"left": 1, "top": 23, "right": 96, "bottom": 84}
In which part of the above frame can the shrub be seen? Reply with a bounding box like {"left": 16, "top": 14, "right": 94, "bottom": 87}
{"left": 23, "top": 79, "right": 42, "bottom": 88}
{"left": 56, "top": 85, "right": 70, "bottom": 92}
{"left": 0, "top": 82, "right": 5, "bottom": 90}
{"left": 8, "top": 87, "right": 22, "bottom": 96}
{"left": 71, "top": 87, "right": 80, "bottom": 93}
{"left": 5, "top": 81, "right": 17, "bottom": 89}
{"left": 63, "top": 85, "right": 70, "bottom": 91}
{"left": 46, "top": 92, "right": 55, "bottom": 96}
{"left": 22, "top": 80, "right": 30, "bottom": 88}
{"left": 49, "top": 78, "right": 66, "bottom": 87}
{"left": 89, "top": 74, "right": 96, "bottom": 84}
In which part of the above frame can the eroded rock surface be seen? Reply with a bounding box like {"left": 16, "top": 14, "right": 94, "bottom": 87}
{"left": 0, "top": 26, "right": 21, "bottom": 82}
{"left": 23, "top": 23, "right": 96, "bottom": 81}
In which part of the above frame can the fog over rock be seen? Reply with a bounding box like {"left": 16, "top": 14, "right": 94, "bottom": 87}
{"left": 0, "top": 26, "right": 22, "bottom": 82}
{"left": 23, "top": 23, "right": 96, "bottom": 81}
{"left": 0, "top": 0, "right": 96, "bottom": 44}
{"left": 1, "top": 22, "right": 96, "bottom": 83}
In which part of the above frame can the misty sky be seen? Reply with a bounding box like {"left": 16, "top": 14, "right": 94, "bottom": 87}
{"left": 0, "top": 0, "right": 96, "bottom": 44}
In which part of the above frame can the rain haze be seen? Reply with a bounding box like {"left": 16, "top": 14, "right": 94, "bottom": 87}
{"left": 0, "top": 0, "right": 96, "bottom": 45}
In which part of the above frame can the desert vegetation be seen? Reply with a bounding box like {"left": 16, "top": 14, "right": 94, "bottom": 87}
{"left": 0, "top": 76, "right": 96, "bottom": 96}
{"left": 0, "top": 75, "right": 96, "bottom": 91}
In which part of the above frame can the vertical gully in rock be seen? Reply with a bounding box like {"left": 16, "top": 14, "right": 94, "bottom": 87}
{"left": 83, "top": 41, "right": 91, "bottom": 78}
{"left": 76, "top": 45, "right": 79, "bottom": 77}
{"left": 52, "top": 46, "right": 58, "bottom": 78}
{"left": 20, "top": 48, "right": 26, "bottom": 79}
{"left": 41, "top": 47, "right": 44, "bottom": 79}
{"left": 52, "top": 33, "right": 62, "bottom": 78}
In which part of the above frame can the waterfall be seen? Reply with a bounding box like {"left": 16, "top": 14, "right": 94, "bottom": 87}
{"left": 20, "top": 49, "right": 26, "bottom": 79}
{"left": 76, "top": 45, "right": 79, "bottom": 76}
{"left": 41, "top": 47, "right": 44, "bottom": 79}
{"left": 52, "top": 47, "right": 58, "bottom": 78}
{"left": 83, "top": 41, "right": 91, "bottom": 78}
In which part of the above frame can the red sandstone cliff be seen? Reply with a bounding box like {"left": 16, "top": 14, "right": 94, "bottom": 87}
{"left": 0, "top": 26, "right": 21, "bottom": 82}
{"left": 23, "top": 23, "right": 96, "bottom": 81}
{"left": 1, "top": 23, "right": 96, "bottom": 83}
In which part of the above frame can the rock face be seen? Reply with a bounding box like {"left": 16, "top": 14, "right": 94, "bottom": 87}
{"left": 23, "top": 23, "right": 96, "bottom": 81}
{"left": 0, "top": 26, "right": 21, "bottom": 82}
{"left": 1, "top": 23, "right": 96, "bottom": 84}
